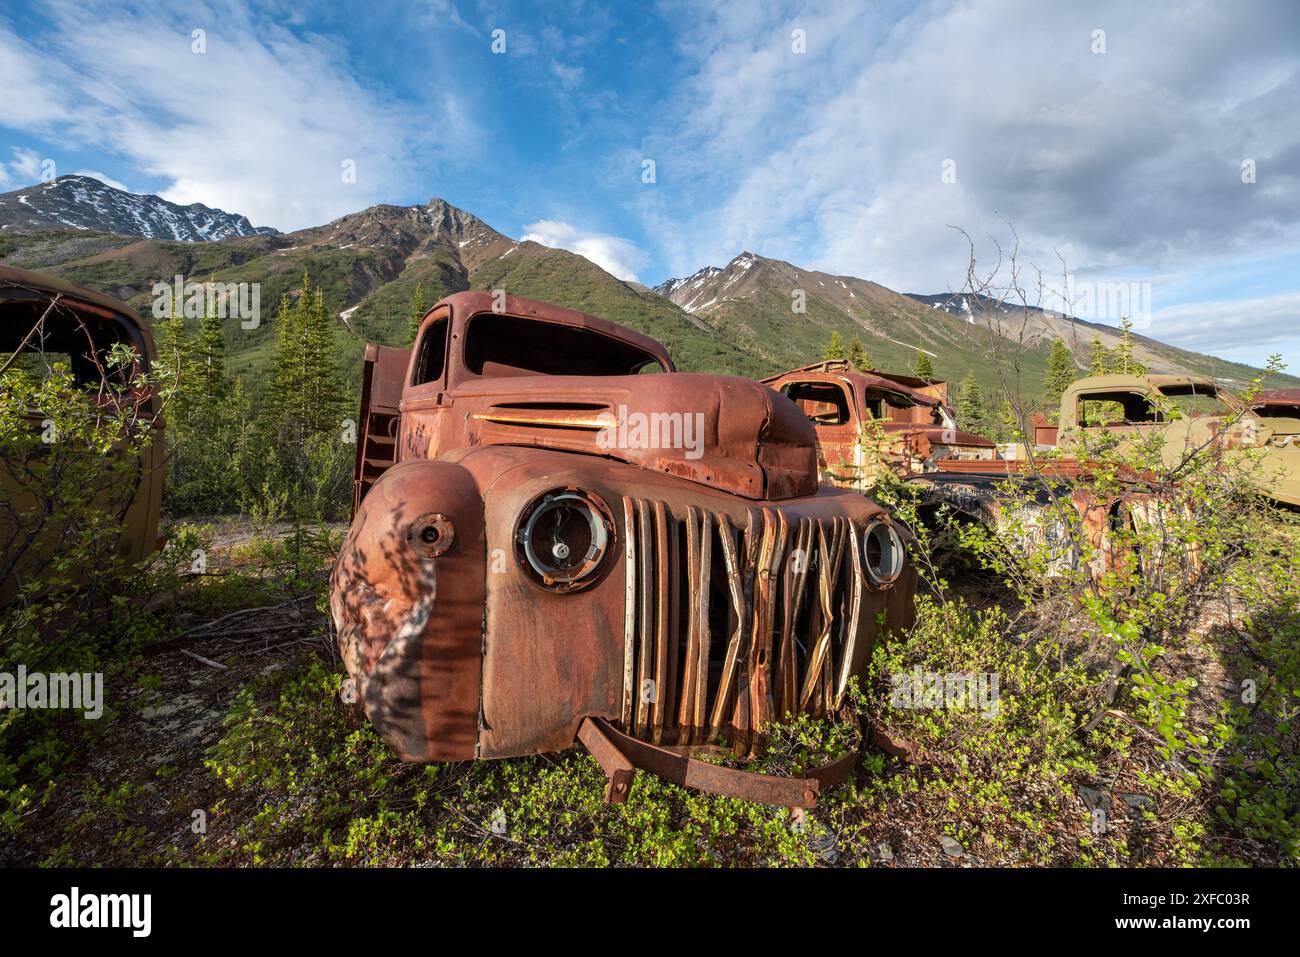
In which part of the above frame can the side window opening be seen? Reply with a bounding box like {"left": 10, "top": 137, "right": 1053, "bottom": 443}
{"left": 780, "top": 381, "right": 851, "bottom": 426}
{"left": 1158, "top": 384, "right": 1224, "bottom": 418}
{"left": 1078, "top": 391, "right": 1159, "bottom": 427}
{"left": 411, "top": 316, "right": 448, "bottom": 386}
{"left": 0, "top": 298, "right": 138, "bottom": 390}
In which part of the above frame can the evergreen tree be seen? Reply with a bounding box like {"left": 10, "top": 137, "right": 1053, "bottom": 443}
{"left": 956, "top": 374, "right": 988, "bottom": 436}
{"left": 847, "top": 336, "right": 872, "bottom": 370}
{"left": 300, "top": 286, "right": 344, "bottom": 435}
{"left": 154, "top": 299, "right": 190, "bottom": 403}
{"left": 406, "top": 282, "right": 427, "bottom": 345}
{"left": 1044, "top": 337, "right": 1077, "bottom": 415}
{"left": 267, "top": 292, "right": 302, "bottom": 430}
{"left": 825, "top": 331, "right": 845, "bottom": 361}
{"left": 267, "top": 271, "right": 345, "bottom": 442}
{"left": 260, "top": 271, "right": 350, "bottom": 519}
{"left": 192, "top": 309, "right": 229, "bottom": 411}
{"left": 913, "top": 349, "right": 935, "bottom": 381}
{"left": 1088, "top": 335, "right": 1113, "bottom": 376}
{"left": 997, "top": 398, "right": 1021, "bottom": 443}
{"left": 1113, "top": 317, "right": 1147, "bottom": 375}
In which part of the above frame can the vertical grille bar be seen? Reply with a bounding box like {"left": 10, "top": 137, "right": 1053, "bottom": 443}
{"left": 708, "top": 512, "right": 745, "bottom": 742}
{"left": 620, "top": 496, "right": 637, "bottom": 731}
{"left": 835, "top": 518, "right": 868, "bottom": 709}
{"left": 633, "top": 499, "right": 654, "bottom": 738}
{"left": 691, "top": 509, "right": 713, "bottom": 744}
{"left": 678, "top": 505, "right": 701, "bottom": 744}
{"left": 651, "top": 500, "right": 670, "bottom": 744}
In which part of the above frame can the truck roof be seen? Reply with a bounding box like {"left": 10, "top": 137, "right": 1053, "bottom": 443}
{"left": 1064, "top": 372, "right": 1224, "bottom": 393}
{"left": 432, "top": 290, "right": 675, "bottom": 374}
{"left": 0, "top": 263, "right": 143, "bottom": 327}
{"left": 762, "top": 361, "right": 946, "bottom": 408}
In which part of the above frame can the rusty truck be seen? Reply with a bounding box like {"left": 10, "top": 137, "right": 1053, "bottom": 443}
{"left": 0, "top": 265, "right": 164, "bottom": 605}
{"left": 764, "top": 360, "right": 1208, "bottom": 579}
{"left": 763, "top": 360, "right": 995, "bottom": 490}
{"left": 330, "top": 292, "right": 918, "bottom": 808}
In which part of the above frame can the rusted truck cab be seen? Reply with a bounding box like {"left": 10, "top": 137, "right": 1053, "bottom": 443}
{"left": 762, "top": 360, "right": 994, "bottom": 492}
{"left": 331, "top": 293, "right": 916, "bottom": 804}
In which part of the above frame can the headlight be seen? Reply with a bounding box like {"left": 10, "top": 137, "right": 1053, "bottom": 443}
{"left": 514, "top": 488, "right": 615, "bottom": 592}
{"left": 863, "top": 518, "right": 905, "bottom": 586}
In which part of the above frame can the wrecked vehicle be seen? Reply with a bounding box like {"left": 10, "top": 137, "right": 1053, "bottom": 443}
{"left": 763, "top": 360, "right": 995, "bottom": 490}
{"left": 330, "top": 292, "right": 917, "bottom": 808}
{"left": 1250, "top": 388, "right": 1300, "bottom": 421}
{"left": 1050, "top": 374, "right": 1300, "bottom": 509}
{"left": 766, "top": 360, "right": 1189, "bottom": 579}
{"left": 0, "top": 265, "right": 163, "bottom": 605}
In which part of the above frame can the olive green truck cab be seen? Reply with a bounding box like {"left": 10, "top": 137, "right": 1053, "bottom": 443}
{"left": 1049, "top": 373, "right": 1300, "bottom": 508}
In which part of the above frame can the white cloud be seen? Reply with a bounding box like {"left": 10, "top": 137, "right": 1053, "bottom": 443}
{"left": 648, "top": 0, "right": 1300, "bottom": 365}
{"left": 1150, "top": 293, "right": 1300, "bottom": 366}
{"left": 73, "top": 170, "right": 131, "bottom": 192}
{"left": 522, "top": 219, "right": 648, "bottom": 283}
{"left": 0, "top": 0, "right": 479, "bottom": 231}
{"left": 8, "top": 147, "right": 44, "bottom": 184}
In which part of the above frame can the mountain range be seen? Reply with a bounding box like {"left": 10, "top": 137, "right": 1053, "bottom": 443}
{"left": 0, "top": 175, "right": 1291, "bottom": 397}
{"left": 0, "top": 175, "right": 277, "bottom": 242}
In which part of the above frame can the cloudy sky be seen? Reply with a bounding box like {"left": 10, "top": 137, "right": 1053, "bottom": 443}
{"left": 2, "top": 0, "right": 1298, "bottom": 367}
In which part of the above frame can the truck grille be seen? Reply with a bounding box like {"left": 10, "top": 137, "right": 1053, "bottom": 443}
{"left": 619, "top": 497, "right": 877, "bottom": 755}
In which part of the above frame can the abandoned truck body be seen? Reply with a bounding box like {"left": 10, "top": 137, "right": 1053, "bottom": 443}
{"left": 1251, "top": 388, "right": 1300, "bottom": 421}
{"left": 1050, "top": 374, "right": 1300, "bottom": 509}
{"left": 0, "top": 266, "right": 163, "bottom": 605}
{"left": 762, "top": 360, "right": 995, "bottom": 490}
{"left": 765, "top": 360, "right": 1188, "bottom": 578}
{"left": 330, "top": 292, "right": 916, "bottom": 806}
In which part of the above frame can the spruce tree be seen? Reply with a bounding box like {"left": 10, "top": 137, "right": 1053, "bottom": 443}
{"left": 913, "top": 349, "right": 935, "bottom": 381}
{"left": 847, "top": 336, "right": 872, "bottom": 370}
{"left": 155, "top": 298, "right": 190, "bottom": 403}
{"left": 301, "top": 286, "right": 343, "bottom": 436}
{"left": 825, "top": 331, "right": 845, "bottom": 361}
{"left": 956, "top": 374, "right": 988, "bottom": 436}
{"left": 1044, "top": 338, "right": 1077, "bottom": 415}
{"left": 267, "top": 291, "right": 303, "bottom": 433}
{"left": 1088, "top": 335, "right": 1113, "bottom": 376}
{"left": 1113, "top": 317, "right": 1147, "bottom": 375}
{"left": 193, "top": 309, "right": 229, "bottom": 411}
{"left": 266, "top": 271, "right": 344, "bottom": 442}
{"left": 406, "top": 282, "right": 427, "bottom": 345}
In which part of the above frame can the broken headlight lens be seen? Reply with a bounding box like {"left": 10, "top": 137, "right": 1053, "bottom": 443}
{"left": 515, "top": 488, "right": 614, "bottom": 592}
{"left": 863, "top": 519, "right": 905, "bottom": 586}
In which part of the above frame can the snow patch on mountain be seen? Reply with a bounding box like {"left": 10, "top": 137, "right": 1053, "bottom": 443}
{"left": 0, "top": 175, "right": 277, "bottom": 241}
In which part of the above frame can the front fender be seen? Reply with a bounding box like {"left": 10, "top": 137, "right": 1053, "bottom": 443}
{"left": 329, "top": 459, "right": 485, "bottom": 761}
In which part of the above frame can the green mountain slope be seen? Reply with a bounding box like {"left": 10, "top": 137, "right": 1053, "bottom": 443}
{"left": 0, "top": 199, "right": 759, "bottom": 393}
{"left": 3, "top": 195, "right": 1291, "bottom": 406}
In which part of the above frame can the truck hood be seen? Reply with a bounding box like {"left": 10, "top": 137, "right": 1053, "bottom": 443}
{"left": 445, "top": 372, "right": 818, "bottom": 500}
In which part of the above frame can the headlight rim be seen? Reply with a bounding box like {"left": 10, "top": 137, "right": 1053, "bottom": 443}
{"left": 513, "top": 486, "right": 616, "bottom": 594}
{"left": 862, "top": 516, "right": 906, "bottom": 587}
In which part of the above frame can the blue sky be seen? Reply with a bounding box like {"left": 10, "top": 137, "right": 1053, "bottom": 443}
{"left": 2, "top": 0, "right": 1299, "bottom": 368}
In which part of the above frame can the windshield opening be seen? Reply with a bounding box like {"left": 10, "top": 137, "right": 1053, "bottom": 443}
{"left": 464, "top": 312, "right": 664, "bottom": 378}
